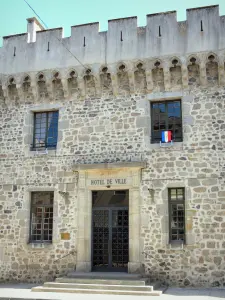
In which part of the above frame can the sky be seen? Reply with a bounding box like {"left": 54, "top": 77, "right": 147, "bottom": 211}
{"left": 0, "top": 0, "right": 225, "bottom": 43}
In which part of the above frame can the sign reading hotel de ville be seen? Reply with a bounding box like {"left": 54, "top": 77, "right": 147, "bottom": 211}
{"left": 88, "top": 178, "right": 130, "bottom": 186}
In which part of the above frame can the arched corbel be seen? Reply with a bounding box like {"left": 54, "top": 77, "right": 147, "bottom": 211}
{"left": 168, "top": 57, "right": 182, "bottom": 90}
{"left": 45, "top": 71, "right": 54, "bottom": 101}
{"left": 108, "top": 66, "right": 118, "bottom": 97}
{"left": 205, "top": 53, "right": 219, "bottom": 86}
{"left": 61, "top": 78, "right": 69, "bottom": 98}
{"left": 126, "top": 63, "right": 135, "bottom": 94}
{"left": 163, "top": 60, "right": 171, "bottom": 91}
{"left": 117, "top": 63, "right": 130, "bottom": 96}
{"left": 133, "top": 61, "right": 147, "bottom": 94}
{"left": 52, "top": 71, "right": 65, "bottom": 100}
{"left": 180, "top": 58, "right": 189, "bottom": 90}
{"left": 2, "top": 84, "right": 9, "bottom": 106}
{"left": 199, "top": 54, "right": 207, "bottom": 87}
{"left": 7, "top": 76, "right": 19, "bottom": 103}
{"left": 15, "top": 75, "right": 24, "bottom": 100}
{"left": 16, "top": 83, "right": 23, "bottom": 100}
{"left": 146, "top": 67, "right": 153, "bottom": 93}
{"left": 99, "top": 66, "right": 113, "bottom": 95}
{"left": 0, "top": 77, "right": 5, "bottom": 105}
{"left": 150, "top": 59, "right": 164, "bottom": 93}
{"left": 93, "top": 70, "right": 101, "bottom": 98}
{"left": 83, "top": 67, "right": 96, "bottom": 98}
{"left": 77, "top": 74, "right": 86, "bottom": 100}
{"left": 29, "top": 73, "right": 38, "bottom": 101}
{"left": 58, "top": 69, "right": 69, "bottom": 98}
{"left": 218, "top": 55, "right": 225, "bottom": 86}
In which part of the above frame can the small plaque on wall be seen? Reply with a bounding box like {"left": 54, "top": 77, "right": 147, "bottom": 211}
{"left": 61, "top": 233, "right": 70, "bottom": 240}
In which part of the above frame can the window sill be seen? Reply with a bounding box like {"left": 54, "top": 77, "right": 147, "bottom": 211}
{"left": 149, "top": 141, "right": 183, "bottom": 150}
{"left": 151, "top": 140, "right": 183, "bottom": 144}
{"left": 30, "top": 147, "right": 57, "bottom": 151}
{"left": 168, "top": 241, "right": 185, "bottom": 250}
{"left": 28, "top": 242, "right": 53, "bottom": 249}
{"left": 28, "top": 148, "right": 57, "bottom": 157}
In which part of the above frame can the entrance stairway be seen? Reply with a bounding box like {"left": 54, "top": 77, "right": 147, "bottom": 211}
{"left": 32, "top": 272, "right": 163, "bottom": 296}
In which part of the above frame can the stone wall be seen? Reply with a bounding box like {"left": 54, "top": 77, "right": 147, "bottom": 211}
{"left": 0, "top": 4, "right": 225, "bottom": 287}
{"left": 0, "top": 80, "right": 224, "bottom": 286}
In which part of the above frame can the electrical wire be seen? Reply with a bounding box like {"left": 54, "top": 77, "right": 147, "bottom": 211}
{"left": 24, "top": 0, "right": 48, "bottom": 28}
{"left": 23, "top": 0, "right": 87, "bottom": 70}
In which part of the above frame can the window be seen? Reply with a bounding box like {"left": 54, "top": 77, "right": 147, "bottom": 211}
{"left": 168, "top": 188, "right": 185, "bottom": 243}
{"left": 33, "top": 111, "right": 59, "bottom": 149}
{"left": 151, "top": 100, "right": 182, "bottom": 143}
{"left": 114, "top": 190, "right": 126, "bottom": 196}
{"left": 30, "top": 192, "right": 54, "bottom": 243}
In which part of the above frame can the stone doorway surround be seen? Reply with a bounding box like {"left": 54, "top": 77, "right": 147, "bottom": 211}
{"left": 72, "top": 161, "right": 146, "bottom": 274}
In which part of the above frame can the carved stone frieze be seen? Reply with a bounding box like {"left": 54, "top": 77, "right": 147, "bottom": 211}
{"left": 1, "top": 50, "right": 225, "bottom": 103}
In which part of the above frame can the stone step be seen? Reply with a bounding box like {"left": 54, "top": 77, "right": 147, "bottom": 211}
{"left": 56, "top": 277, "right": 147, "bottom": 286}
{"left": 44, "top": 282, "right": 153, "bottom": 291}
{"left": 66, "top": 271, "right": 142, "bottom": 280}
{"left": 32, "top": 286, "right": 162, "bottom": 296}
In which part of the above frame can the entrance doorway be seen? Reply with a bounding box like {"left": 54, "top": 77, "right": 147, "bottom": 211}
{"left": 92, "top": 190, "right": 129, "bottom": 272}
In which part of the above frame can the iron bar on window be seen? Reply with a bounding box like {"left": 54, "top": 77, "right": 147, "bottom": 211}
{"left": 30, "top": 192, "right": 54, "bottom": 243}
{"left": 168, "top": 188, "right": 185, "bottom": 243}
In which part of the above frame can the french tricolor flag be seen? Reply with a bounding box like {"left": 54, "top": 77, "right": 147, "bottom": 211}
{"left": 161, "top": 131, "right": 172, "bottom": 143}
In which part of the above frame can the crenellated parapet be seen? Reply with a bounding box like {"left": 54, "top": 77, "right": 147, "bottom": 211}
{"left": 1, "top": 5, "right": 225, "bottom": 75}
{"left": 0, "top": 50, "right": 224, "bottom": 105}
{"left": 1, "top": 4, "right": 225, "bottom": 105}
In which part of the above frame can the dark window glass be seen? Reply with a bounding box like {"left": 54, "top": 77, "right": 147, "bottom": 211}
{"left": 33, "top": 111, "right": 59, "bottom": 149}
{"left": 151, "top": 100, "right": 182, "bottom": 143}
{"left": 92, "top": 190, "right": 129, "bottom": 207}
{"left": 168, "top": 188, "right": 185, "bottom": 243}
{"left": 30, "top": 192, "right": 54, "bottom": 243}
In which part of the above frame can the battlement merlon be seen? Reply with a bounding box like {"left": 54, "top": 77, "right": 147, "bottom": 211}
{"left": 1, "top": 5, "right": 225, "bottom": 75}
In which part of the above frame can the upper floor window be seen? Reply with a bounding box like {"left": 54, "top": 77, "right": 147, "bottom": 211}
{"left": 151, "top": 100, "right": 182, "bottom": 143}
{"left": 33, "top": 111, "right": 59, "bottom": 149}
{"left": 168, "top": 188, "right": 185, "bottom": 243}
{"left": 30, "top": 191, "right": 54, "bottom": 243}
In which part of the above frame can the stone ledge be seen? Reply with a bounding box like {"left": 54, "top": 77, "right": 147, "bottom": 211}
{"left": 73, "top": 161, "right": 147, "bottom": 171}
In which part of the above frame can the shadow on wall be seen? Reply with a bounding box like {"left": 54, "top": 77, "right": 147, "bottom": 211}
{"left": 164, "top": 287, "right": 225, "bottom": 298}
{"left": 0, "top": 283, "right": 37, "bottom": 289}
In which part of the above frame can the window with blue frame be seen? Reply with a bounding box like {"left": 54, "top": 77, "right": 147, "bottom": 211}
{"left": 151, "top": 100, "right": 182, "bottom": 143}
{"left": 33, "top": 111, "right": 59, "bottom": 149}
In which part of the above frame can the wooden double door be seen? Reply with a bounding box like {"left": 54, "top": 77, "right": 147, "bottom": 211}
{"left": 92, "top": 190, "right": 129, "bottom": 271}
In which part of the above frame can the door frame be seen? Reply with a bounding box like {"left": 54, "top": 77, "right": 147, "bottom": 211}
{"left": 74, "top": 162, "right": 145, "bottom": 274}
{"left": 91, "top": 205, "right": 129, "bottom": 272}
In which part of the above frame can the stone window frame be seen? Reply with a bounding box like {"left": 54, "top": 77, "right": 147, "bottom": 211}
{"left": 24, "top": 187, "right": 58, "bottom": 249}
{"left": 168, "top": 187, "right": 185, "bottom": 244}
{"left": 161, "top": 182, "right": 194, "bottom": 248}
{"left": 32, "top": 110, "right": 59, "bottom": 150}
{"left": 23, "top": 103, "right": 64, "bottom": 157}
{"left": 29, "top": 191, "right": 54, "bottom": 244}
{"left": 150, "top": 99, "right": 183, "bottom": 144}
{"left": 147, "top": 91, "right": 184, "bottom": 149}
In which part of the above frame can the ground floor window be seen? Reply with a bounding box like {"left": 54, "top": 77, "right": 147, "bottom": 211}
{"left": 30, "top": 191, "right": 54, "bottom": 243}
{"left": 168, "top": 188, "right": 185, "bottom": 243}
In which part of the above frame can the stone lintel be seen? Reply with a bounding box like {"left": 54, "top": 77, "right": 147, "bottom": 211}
{"left": 73, "top": 161, "right": 147, "bottom": 171}
{"left": 147, "top": 91, "right": 183, "bottom": 101}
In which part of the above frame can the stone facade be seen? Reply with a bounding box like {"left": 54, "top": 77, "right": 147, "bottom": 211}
{"left": 0, "top": 5, "right": 225, "bottom": 287}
